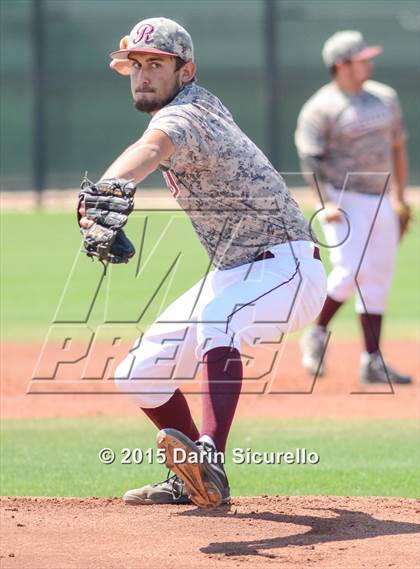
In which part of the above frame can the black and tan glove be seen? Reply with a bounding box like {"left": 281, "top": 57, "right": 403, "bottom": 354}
{"left": 77, "top": 176, "right": 136, "bottom": 264}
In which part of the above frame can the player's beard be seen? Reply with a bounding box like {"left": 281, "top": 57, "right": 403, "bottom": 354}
{"left": 134, "top": 79, "right": 183, "bottom": 113}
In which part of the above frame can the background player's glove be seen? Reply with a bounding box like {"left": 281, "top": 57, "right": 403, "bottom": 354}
{"left": 393, "top": 201, "right": 412, "bottom": 239}
{"left": 110, "top": 35, "right": 131, "bottom": 76}
{"left": 77, "top": 175, "right": 136, "bottom": 264}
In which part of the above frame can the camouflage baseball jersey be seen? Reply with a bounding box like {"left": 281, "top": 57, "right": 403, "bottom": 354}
{"left": 146, "top": 83, "right": 311, "bottom": 270}
{"left": 295, "top": 80, "right": 406, "bottom": 195}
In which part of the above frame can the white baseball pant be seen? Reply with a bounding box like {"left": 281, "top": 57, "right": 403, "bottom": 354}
{"left": 115, "top": 240, "right": 327, "bottom": 407}
{"left": 320, "top": 186, "right": 399, "bottom": 314}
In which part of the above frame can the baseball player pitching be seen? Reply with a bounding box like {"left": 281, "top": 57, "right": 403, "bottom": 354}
{"left": 295, "top": 31, "right": 412, "bottom": 385}
{"left": 79, "top": 17, "right": 327, "bottom": 508}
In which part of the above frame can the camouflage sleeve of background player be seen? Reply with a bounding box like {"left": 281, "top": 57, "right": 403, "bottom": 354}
{"left": 389, "top": 91, "right": 407, "bottom": 145}
{"left": 295, "top": 101, "right": 329, "bottom": 203}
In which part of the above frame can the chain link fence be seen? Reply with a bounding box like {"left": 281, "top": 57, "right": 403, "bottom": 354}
{"left": 1, "top": 0, "right": 419, "bottom": 193}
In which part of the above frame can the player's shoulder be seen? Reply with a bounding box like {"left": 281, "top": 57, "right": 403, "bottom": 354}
{"left": 153, "top": 83, "right": 231, "bottom": 121}
{"left": 363, "top": 80, "right": 399, "bottom": 102}
{"left": 153, "top": 83, "right": 198, "bottom": 117}
{"left": 299, "top": 82, "right": 344, "bottom": 117}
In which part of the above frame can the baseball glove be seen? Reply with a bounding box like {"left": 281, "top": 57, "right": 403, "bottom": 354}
{"left": 393, "top": 201, "right": 412, "bottom": 239}
{"left": 110, "top": 35, "right": 131, "bottom": 76}
{"left": 77, "top": 175, "right": 136, "bottom": 264}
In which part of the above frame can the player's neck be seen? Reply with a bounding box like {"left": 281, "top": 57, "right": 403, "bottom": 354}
{"left": 334, "top": 77, "right": 364, "bottom": 96}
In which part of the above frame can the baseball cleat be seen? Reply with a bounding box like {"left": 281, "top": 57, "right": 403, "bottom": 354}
{"left": 300, "top": 325, "right": 329, "bottom": 377}
{"left": 123, "top": 472, "right": 192, "bottom": 505}
{"left": 156, "top": 428, "right": 230, "bottom": 509}
{"left": 360, "top": 351, "right": 412, "bottom": 385}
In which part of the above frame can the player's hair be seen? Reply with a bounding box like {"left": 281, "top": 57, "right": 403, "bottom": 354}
{"left": 329, "top": 58, "right": 352, "bottom": 77}
{"left": 175, "top": 56, "right": 186, "bottom": 71}
{"left": 175, "top": 56, "right": 196, "bottom": 83}
{"left": 329, "top": 64, "right": 337, "bottom": 77}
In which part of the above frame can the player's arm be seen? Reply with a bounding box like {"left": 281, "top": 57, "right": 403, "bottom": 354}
{"left": 79, "top": 129, "right": 175, "bottom": 228}
{"left": 392, "top": 137, "right": 408, "bottom": 205}
{"left": 389, "top": 91, "right": 409, "bottom": 207}
{"left": 298, "top": 156, "right": 341, "bottom": 223}
{"left": 295, "top": 106, "right": 341, "bottom": 223}
{"left": 102, "top": 129, "right": 175, "bottom": 181}
{"left": 391, "top": 137, "right": 411, "bottom": 238}
{"left": 298, "top": 155, "right": 327, "bottom": 202}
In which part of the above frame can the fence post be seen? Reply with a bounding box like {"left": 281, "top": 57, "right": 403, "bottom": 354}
{"left": 264, "top": 0, "right": 280, "bottom": 169}
{"left": 32, "top": 0, "right": 46, "bottom": 206}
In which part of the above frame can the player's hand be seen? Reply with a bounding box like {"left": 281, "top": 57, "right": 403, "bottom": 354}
{"left": 323, "top": 201, "right": 342, "bottom": 223}
{"left": 78, "top": 200, "right": 94, "bottom": 229}
{"left": 392, "top": 199, "right": 412, "bottom": 239}
{"left": 80, "top": 216, "right": 94, "bottom": 229}
{"left": 77, "top": 176, "right": 137, "bottom": 264}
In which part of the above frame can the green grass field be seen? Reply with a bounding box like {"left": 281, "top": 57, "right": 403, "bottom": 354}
{"left": 1, "top": 417, "right": 419, "bottom": 498}
{"left": 1, "top": 209, "right": 419, "bottom": 341}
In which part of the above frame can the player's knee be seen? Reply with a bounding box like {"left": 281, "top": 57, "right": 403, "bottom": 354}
{"left": 197, "top": 302, "right": 231, "bottom": 342}
{"left": 114, "top": 358, "right": 175, "bottom": 408}
{"left": 356, "top": 284, "right": 389, "bottom": 314}
{"left": 114, "top": 356, "right": 135, "bottom": 392}
{"left": 328, "top": 266, "right": 357, "bottom": 300}
{"left": 199, "top": 298, "right": 223, "bottom": 323}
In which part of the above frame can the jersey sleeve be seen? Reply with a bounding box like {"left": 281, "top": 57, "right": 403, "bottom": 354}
{"left": 295, "top": 101, "right": 328, "bottom": 158}
{"left": 389, "top": 93, "right": 407, "bottom": 144}
{"left": 145, "top": 107, "right": 203, "bottom": 158}
{"left": 146, "top": 112, "right": 188, "bottom": 148}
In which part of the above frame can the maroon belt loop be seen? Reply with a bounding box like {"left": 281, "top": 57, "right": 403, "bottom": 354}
{"left": 254, "top": 246, "right": 321, "bottom": 263}
{"left": 254, "top": 250, "right": 275, "bottom": 262}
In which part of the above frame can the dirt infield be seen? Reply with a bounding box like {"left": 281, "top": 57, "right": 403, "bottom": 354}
{"left": 2, "top": 187, "right": 419, "bottom": 212}
{"left": 2, "top": 340, "right": 418, "bottom": 420}
{"left": 2, "top": 340, "right": 419, "bottom": 568}
{"left": 1, "top": 496, "right": 419, "bottom": 569}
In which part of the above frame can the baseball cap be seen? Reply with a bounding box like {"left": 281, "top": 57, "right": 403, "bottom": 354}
{"left": 110, "top": 17, "right": 194, "bottom": 64}
{"left": 322, "top": 31, "right": 382, "bottom": 67}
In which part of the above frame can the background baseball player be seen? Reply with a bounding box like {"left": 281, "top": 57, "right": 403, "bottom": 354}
{"left": 79, "top": 17, "right": 327, "bottom": 508}
{"left": 295, "top": 31, "right": 412, "bottom": 385}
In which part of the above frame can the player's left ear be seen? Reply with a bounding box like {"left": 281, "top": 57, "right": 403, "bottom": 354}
{"left": 180, "top": 62, "right": 196, "bottom": 84}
